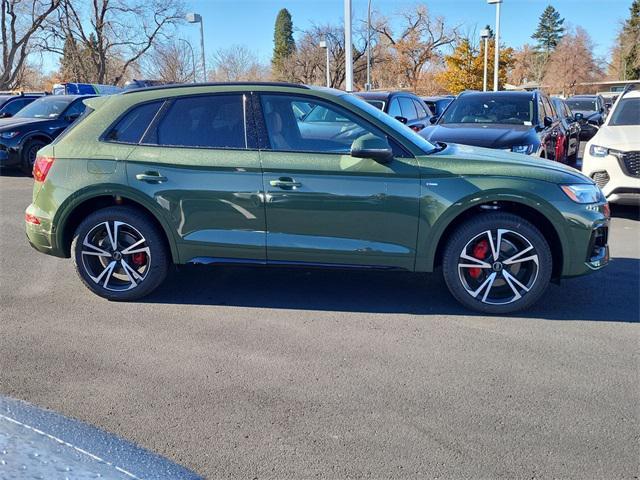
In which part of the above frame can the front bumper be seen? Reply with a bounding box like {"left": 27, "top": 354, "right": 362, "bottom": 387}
{"left": 582, "top": 150, "right": 640, "bottom": 205}
{"left": 0, "top": 139, "right": 21, "bottom": 167}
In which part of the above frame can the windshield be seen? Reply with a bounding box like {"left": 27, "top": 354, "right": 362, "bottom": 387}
{"left": 608, "top": 97, "right": 640, "bottom": 126}
{"left": 566, "top": 99, "right": 597, "bottom": 111}
{"left": 15, "top": 96, "right": 73, "bottom": 119}
{"left": 439, "top": 93, "right": 534, "bottom": 125}
{"left": 343, "top": 94, "right": 436, "bottom": 153}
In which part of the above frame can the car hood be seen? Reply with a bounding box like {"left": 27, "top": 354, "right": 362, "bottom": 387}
{"left": 421, "top": 123, "right": 536, "bottom": 149}
{"left": 419, "top": 142, "right": 591, "bottom": 185}
{"left": 0, "top": 117, "right": 53, "bottom": 130}
{"left": 589, "top": 125, "right": 640, "bottom": 151}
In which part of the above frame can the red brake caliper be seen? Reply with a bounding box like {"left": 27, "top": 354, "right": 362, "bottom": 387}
{"left": 131, "top": 252, "right": 146, "bottom": 266}
{"left": 469, "top": 240, "right": 489, "bottom": 279}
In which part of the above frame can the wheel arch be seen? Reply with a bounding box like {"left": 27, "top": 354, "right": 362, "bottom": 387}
{"left": 55, "top": 189, "right": 180, "bottom": 263}
{"left": 425, "top": 198, "right": 566, "bottom": 280}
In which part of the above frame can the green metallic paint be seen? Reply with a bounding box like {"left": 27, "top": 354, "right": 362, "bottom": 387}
{"left": 25, "top": 83, "right": 609, "bottom": 280}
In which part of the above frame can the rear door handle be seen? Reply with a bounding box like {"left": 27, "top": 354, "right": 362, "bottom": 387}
{"left": 136, "top": 171, "right": 167, "bottom": 183}
{"left": 269, "top": 177, "right": 301, "bottom": 189}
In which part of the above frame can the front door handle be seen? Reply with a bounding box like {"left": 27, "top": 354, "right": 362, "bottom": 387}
{"left": 269, "top": 177, "right": 301, "bottom": 189}
{"left": 136, "top": 171, "right": 167, "bottom": 183}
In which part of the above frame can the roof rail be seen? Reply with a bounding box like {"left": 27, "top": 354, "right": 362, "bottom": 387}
{"left": 122, "top": 81, "right": 310, "bottom": 95}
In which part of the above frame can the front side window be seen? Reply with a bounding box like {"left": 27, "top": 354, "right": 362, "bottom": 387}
{"left": 399, "top": 97, "right": 418, "bottom": 120}
{"left": 261, "top": 94, "right": 382, "bottom": 154}
{"left": 388, "top": 98, "right": 402, "bottom": 118}
{"left": 106, "top": 101, "right": 163, "bottom": 144}
{"left": 608, "top": 97, "right": 640, "bottom": 126}
{"left": 14, "top": 96, "right": 74, "bottom": 119}
{"left": 440, "top": 94, "right": 534, "bottom": 125}
{"left": 414, "top": 99, "right": 430, "bottom": 118}
{"left": 0, "top": 98, "right": 30, "bottom": 116}
{"left": 155, "top": 94, "right": 246, "bottom": 149}
{"left": 63, "top": 100, "right": 87, "bottom": 120}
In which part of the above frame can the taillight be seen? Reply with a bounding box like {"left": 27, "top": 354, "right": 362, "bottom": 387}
{"left": 25, "top": 213, "right": 41, "bottom": 225}
{"left": 33, "top": 155, "right": 54, "bottom": 182}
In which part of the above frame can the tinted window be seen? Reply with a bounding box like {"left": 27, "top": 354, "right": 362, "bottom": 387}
{"left": 566, "top": 99, "right": 598, "bottom": 111}
{"left": 388, "top": 98, "right": 402, "bottom": 117}
{"left": 365, "top": 100, "right": 385, "bottom": 110}
{"left": 398, "top": 97, "right": 418, "bottom": 120}
{"left": 63, "top": 100, "right": 87, "bottom": 120}
{"left": 156, "top": 94, "right": 246, "bottom": 148}
{"left": 413, "top": 99, "right": 430, "bottom": 118}
{"left": 14, "top": 96, "right": 74, "bottom": 118}
{"left": 441, "top": 94, "right": 534, "bottom": 125}
{"left": 542, "top": 97, "right": 555, "bottom": 118}
{"left": 609, "top": 98, "right": 640, "bottom": 126}
{"left": 261, "top": 94, "right": 382, "bottom": 154}
{"left": 0, "top": 98, "right": 30, "bottom": 116}
{"left": 107, "top": 101, "right": 163, "bottom": 144}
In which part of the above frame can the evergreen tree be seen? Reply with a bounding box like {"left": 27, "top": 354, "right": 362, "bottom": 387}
{"left": 272, "top": 8, "right": 295, "bottom": 79}
{"left": 621, "top": 0, "right": 640, "bottom": 79}
{"left": 532, "top": 5, "right": 565, "bottom": 53}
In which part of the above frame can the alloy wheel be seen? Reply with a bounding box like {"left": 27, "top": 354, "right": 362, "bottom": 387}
{"left": 81, "top": 221, "right": 151, "bottom": 291}
{"left": 457, "top": 229, "right": 540, "bottom": 305}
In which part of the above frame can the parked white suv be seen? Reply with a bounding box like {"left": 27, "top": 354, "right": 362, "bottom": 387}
{"left": 582, "top": 88, "right": 639, "bottom": 205}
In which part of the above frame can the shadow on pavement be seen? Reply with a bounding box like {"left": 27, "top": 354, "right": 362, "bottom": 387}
{"left": 0, "top": 167, "right": 25, "bottom": 178}
{"left": 142, "top": 257, "right": 639, "bottom": 323}
{"left": 611, "top": 204, "right": 640, "bottom": 220}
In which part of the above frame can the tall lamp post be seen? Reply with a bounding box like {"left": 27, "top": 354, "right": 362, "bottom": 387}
{"left": 319, "top": 39, "right": 330, "bottom": 87}
{"left": 186, "top": 12, "right": 206, "bottom": 82}
{"left": 487, "top": 0, "right": 502, "bottom": 91}
{"left": 480, "top": 28, "right": 492, "bottom": 92}
{"left": 179, "top": 38, "right": 197, "bottom": 83}
{"left": 365, "top": 0, "right": 373, "bottom": 91}
{"left": 344, "top": 0, "right": 353, "bottom": 91}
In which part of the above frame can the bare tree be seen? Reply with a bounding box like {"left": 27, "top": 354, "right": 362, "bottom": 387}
{"left": 44, "top": 0, "right": 184, "bottom": 85}
{"left": 1, "top": 0, "right": 61, "bottom": 89}
{"left": 373, "top": 4, "right": 457, "bottom": 91}
{"left": 542, "top": 26, "right": 603, "bottom": 95}
{"left": 143, "top": 40, "right": 197, "bottom": 83}
{"left": 209, "top": 45, "right": 269, "bottom": 82}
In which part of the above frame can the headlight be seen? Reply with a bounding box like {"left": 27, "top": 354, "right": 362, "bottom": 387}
{"left": 560, "top": 184, "right": 603, "bottom": 204}
{"left": 589, "top": 145, "right": 622, "bottom": 158}
{"left": 511, "top": 145, "right": 534, "bottom": 155}
{"left": 0, "top": 131, "right": 19, "bottom": 139}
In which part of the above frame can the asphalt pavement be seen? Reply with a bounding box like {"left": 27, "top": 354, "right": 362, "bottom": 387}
{"left": 0, "top": 170, "right": 638, "bottom": 479}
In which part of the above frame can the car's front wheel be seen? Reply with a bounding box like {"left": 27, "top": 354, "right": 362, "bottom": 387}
{"left": 71, "top": 206, "right": 169, "bottom": 301}
{"left": 442, "top": 213, "right": 552, "bottom": 314}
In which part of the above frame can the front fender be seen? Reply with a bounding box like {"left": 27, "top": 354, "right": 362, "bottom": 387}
{"left": 415, "top": 176, "right": 571, "bottom": 273}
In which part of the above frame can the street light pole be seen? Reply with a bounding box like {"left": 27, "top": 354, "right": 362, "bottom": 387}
{"left": 186, "top": 12, "right": 206, "bottom": 82}
{"left": 344, "top": 0, "right": 353, "bottom": 92}
{"left": 487, "top": 0, "right": 503, "bottom": 91}
{"left": 365, "top": 0, "right": 372, "bottom": 91}
{"left": 480, "top": 28, "right": 491, "bottom": 92}
{"left": 320, "top": 40, "right": 330, "bottom": 87}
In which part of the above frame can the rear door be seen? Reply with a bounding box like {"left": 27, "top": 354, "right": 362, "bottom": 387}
{"left": 123, "top": 93, "right": 266, "bottom": 263}
{"left": 255, "top": 92, "right": 420, "bottom": 270}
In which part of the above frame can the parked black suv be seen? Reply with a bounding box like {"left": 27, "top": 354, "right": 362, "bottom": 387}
{"left": 551, "top": 96, "right": 581, "bottom": 164}
{"left": 354, "top": 91, "right": 434, "bottom": 132}
{"left": 419, "top": 90, "right": 566, "bottom": 161}
{"left": 0, "top": 93, "right": 43, "bottom": 118}
{"left": 566, "top": 94, "right": 607, "bottom": 140}
{"left": 0, "top": 95, "right": 92, "bottom": 174}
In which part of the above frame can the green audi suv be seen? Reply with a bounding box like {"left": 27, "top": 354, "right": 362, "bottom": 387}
{"left": 25, "top": 83, "right": 609, "bottom": 314}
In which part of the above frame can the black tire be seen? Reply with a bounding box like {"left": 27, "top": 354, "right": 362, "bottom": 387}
{"left": 71, "top": 206, "right": 169, "bottom": 301}
{"left": 20, "top": 139, "right": 47, "bottom": 175}
{"left": 442, "top": 212, "right": 552, "bottom": 315}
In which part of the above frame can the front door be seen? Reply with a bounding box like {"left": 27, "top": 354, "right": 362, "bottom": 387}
{"left": 256, "top": 93, "right": 420, "bottom": 270}
{"left": 124, "top": 93, "right": 266, "bottom": 263}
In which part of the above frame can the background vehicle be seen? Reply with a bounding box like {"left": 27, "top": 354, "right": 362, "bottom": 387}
{"left": 552, "top": 96, "right": 581, "bottom": 165}
{"left": 566, "top": 94, "right": 607, "bottom": 140}
{"left": 354, "top": 91, "right": 434, "bottom": 132}
{"left": 420, "top": 90, "right": 566, "bottom": 161}
{"left": 582, "top": 86, "right": 640, "bottom": 205}
{"left": 0, "top": 93, "right": 44, "bottom": 118}
{"left": 422, "top": 95, "right": 455, "bottom": 117}
{"left": 52, "top": 83, "right": 122, "bottom": 96}
{"left": 25, "top": 83, "right": 608, "bottom": 314}
{"left": 0, "top": 95, "right": 93, "bottom": 174}
{"left": 123, "top": 79, "right": 173, "bottom": 90}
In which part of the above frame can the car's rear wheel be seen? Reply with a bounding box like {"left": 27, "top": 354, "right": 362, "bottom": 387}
{"left": 71, "top": 206, "right": 169, "bottom": 301}
{"left": 20, "top": 139, "right": 46, "bottom": 175}
{"left": 442, "top": 213, "right": 552, "bottom": 314}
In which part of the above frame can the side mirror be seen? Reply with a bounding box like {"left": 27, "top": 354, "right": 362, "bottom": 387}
{"left": 543, "top": 116, "right": 553, "bottom": 128}
{"left": 351, "top": 133, "right": 393, "bottom": 163}
{"left": 574, "top": 112, "right": 583, "bottom": 122}
{"left": 394, "top": 116, "right": 408, "bottom": 124}
{"left": 0, "top": 112, "right": 12, "bottom": 118}
{"left": 429, "top": 115, "right": 439, "bottom": 124}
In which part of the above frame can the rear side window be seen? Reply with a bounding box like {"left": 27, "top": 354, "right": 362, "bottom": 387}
{"left": 155, "top": 94, "right": 246, "bottom": 149}
{"left": 106, "top": 101, "right": 163, "bottom": 144}
{"left": 413, "top": 99, "right": 430, "bottom": 118}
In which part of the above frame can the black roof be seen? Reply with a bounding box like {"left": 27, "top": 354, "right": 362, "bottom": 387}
{"left": 122, "top": 81, "right": 310, "bottom": 95}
